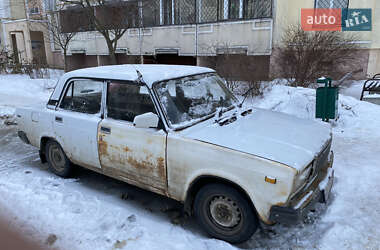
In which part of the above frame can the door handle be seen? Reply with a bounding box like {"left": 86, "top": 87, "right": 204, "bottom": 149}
{"left": 100, "top": 126, "right": 111, "bottom": 134}
{"left": 55, "top": 116, "right": 63, "bottom": 123}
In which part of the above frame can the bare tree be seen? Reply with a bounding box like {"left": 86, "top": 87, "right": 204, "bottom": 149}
{"left": 59, "top": 0, "right": 141, "bottom": 65}
{"left": 277, "top": 24, "right": 360, "bottom": 87}
{"left": 43, "top": 7, "right": 77, "bottom": 72}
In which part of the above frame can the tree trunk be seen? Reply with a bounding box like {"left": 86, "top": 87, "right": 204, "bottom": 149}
{"left": 63, "top": 48, "right": 68, "bottom": 72}
{"left": 106, "top": 39, "right": 117, "bottom": 65}
{"left": 109, "top": 50, "right": 117, "bottom": 65}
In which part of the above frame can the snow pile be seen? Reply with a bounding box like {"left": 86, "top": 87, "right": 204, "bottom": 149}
{"left": 0, "top": 72, "right": 61, "bottom": 124}
{"left": 248, "top": 84, "right": 380, "bottom": 133}
{"left": 244, "top": 84, "right": 380, "bottom": 249}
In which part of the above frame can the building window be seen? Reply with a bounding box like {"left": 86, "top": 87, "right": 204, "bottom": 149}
{"left": 174, "top": 0, "right": 196, "bottom": 25}
{"left": 199, "top": 0, "right": 218, "bottom": 23}
{"left": 315, "top": 0, "right": 349, "bottom": 9}
{"left": 142, "top": 0, "right": 160, "bottom": 27}
{"left": 44, "top": 0, "right": 56, "bottom": 11}
{"left": 245, "top": 0, "right": 272, "bottom": 19}
{"left": 162, "top": 0, "right": 174, "bottom": 25}
{"left": 30, "top": 7, "right": 40, "bottom": 14}
{"left": 228, "top": 0, "right": 241, "bottom": 20}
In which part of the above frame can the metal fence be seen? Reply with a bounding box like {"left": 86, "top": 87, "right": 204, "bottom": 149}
{"left": 198, "top": 0, "right": 272, "bottom": 24}
{"left": 315, "top": 0, "right": 349, "bottom": 22}
{"left": 141, "top": 0, "right": 273, "bottom": 26}
{"left": 61, "top": 0, "right": 272, "bottom": 32}
{"left": 315, "top": 0, "right": 349, "bottom": 9}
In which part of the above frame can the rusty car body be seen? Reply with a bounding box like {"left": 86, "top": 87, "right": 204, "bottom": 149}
{"left": 16, "top": 65, "right": 334, "bottom": 243}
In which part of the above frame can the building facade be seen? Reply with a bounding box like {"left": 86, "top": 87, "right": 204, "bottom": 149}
{"left": 63, "top": 0, "right": 379, "bottom": 78}
{"left": 0, "top": 0, "right": 63, "bottom": 68}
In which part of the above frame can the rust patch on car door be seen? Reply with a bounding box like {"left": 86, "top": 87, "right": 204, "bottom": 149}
{"left": 98, "top": 136, "right": 108, "bottom": 156}
{"left": 98, "top": 120, "right": 167, "bottom": 192}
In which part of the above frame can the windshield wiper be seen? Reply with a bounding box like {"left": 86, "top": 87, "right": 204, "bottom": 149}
{"left": 239, "top": 87, "right": 256, "bottom": 108}
{"left": 214, "top": 105, "right": 235, "bottom": 121}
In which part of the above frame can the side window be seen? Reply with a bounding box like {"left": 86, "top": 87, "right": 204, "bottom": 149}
{"left": 60, "top": 79, "right": 103, "bottom": 114}
{"left": 107, "top": 81, "right": 156, "bottom": 122}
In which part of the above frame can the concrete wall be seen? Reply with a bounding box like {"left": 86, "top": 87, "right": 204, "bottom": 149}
{"left": 3, "top": 20, "right": 63, "bottom": 67}
{"left": 198, "top": 55, "right": 270, "bottom": 81}
{"left": 66, "top": 54, "right": 97, "bottom": 71}
{"left": 0, "top": 0, "right": 11, "bottom": 19}
{"left": 10, "top": 0, "right": 27, "bottom": 20}
{"left": 67, "top": 19, "right": 273, "bottom": 57}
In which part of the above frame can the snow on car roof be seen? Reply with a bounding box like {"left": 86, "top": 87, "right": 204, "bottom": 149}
{"left": 49, "top": 64, "right": 215, "bottom": 103}
{"left": 64, "top": 64, "right": 215, "bottom": 87}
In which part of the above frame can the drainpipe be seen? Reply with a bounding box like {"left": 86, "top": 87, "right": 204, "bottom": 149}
{"left": 159, "top": 0, "right": 163, "bottom": 25}
{"left": 239, "top": 0, "right": 243, "bottom": 18}
{"left": 224, "top": 0, "right": 229, "bottom": 19}
{"left": 139, "top": 0, "right": 143, "bottom": 64}
{"left": 195, "top": 0, "right": 199, "bottom": 61}
{"left": 24, "top": 0, "right": 32, "bottom": 63}
{"left": 1, "top": 21, "right": 7, "bottom": 47}
{"left": 195, "top": 24, "right": 198, "bottom": 58}
{"left": 139, "top": 28, "right": 142, "bottom": 64}
{"left": 24, "top": 0, "right": 29, "bottom": 19}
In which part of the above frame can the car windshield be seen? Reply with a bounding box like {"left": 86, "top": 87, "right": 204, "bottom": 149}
{"left": 154, "top": 73, "right": 238, "bottom": 128}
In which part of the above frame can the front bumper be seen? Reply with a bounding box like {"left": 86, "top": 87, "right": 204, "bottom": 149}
{"left": 269, "top": 152, "right": 334, "bottom": 224}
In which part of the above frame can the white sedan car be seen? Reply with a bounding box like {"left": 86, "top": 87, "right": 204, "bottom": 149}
{"left": 16, "top": 65, "right": 334, "bottom": 243}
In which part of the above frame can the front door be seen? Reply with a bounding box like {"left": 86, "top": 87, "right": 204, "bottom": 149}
{"left": 54, "top": 78, "right": 104, "bottom": 169}
{"left": 98, "top": 80, "right": 167, "bottom": 193}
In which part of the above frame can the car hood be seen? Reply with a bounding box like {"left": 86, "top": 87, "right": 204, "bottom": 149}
{"left": 181, "top": 108, "right": 332, "bottom": 171}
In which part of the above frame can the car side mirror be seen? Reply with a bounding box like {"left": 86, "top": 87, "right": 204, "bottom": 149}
{"left": 133, "top": 112, "right": 159, "bottom": 128}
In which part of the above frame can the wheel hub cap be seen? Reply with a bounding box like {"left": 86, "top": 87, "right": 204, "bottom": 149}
{"left": 49, "top": 145, "right": 65, "bottom": 171}
{"left": 209, "top": 196, "right": 241, "bottom": 228}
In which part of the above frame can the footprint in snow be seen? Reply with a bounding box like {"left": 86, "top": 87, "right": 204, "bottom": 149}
{"left": 45, "top": 234, "right": 58, "bottom": 246}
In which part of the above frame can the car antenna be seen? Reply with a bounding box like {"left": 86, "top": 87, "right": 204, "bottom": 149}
{"left": 131, "top": 63, "right": 144, "bottom": 84}
{"left": 136, "top": 69, "right": 144, "bottom": 84}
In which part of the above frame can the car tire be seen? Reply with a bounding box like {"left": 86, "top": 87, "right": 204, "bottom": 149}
{"left": 194, "top": 183, "right": 258, "bottom": 244}
{"left": 45, "top": 140, "right": 73, "bottom": 178}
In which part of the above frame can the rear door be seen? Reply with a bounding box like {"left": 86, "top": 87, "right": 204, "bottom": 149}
{"left": 98, "top": 80, "right": 167, "bottom": 194}
{"left": 54, "top": 78, "right": 104, "bottom": 169}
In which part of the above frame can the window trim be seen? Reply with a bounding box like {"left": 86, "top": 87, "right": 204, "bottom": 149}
{"left": 30, "top": 7, "right": 40, "bottom": 15}
{"left": 56, "top": 78, "right": 104, "bottom": 116}
{"left": 104, "top": 79, "right": 143, "bottom": 124}
{"left": 104, "top": 79, "right": 167, "bottom": 130}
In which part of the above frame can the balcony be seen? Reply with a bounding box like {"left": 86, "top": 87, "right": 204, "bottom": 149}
{"left": 63, "top": 0, "right": 273, "bottom": 57}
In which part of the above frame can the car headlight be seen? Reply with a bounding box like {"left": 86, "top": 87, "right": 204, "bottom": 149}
{"left": 294, "top": 163, "right": 313, "bottom": 190}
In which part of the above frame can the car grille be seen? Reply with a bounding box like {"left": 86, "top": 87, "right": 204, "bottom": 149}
{"left": 289, "top": 139, "right": 332, "bottom": 205}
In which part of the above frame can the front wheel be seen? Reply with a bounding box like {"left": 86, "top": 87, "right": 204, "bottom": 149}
{"left": 45, "top": 140, "right": 73, "bottom": 178}
{"left": 194, "top": 183, "right": 258, "bottom": 244}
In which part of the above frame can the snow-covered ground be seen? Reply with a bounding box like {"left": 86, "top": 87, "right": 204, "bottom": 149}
{"left": 0, "top": 70, "right": 61, "bottom": 125}
{"left": 0, "top": 75, "right": 379, "bottom": 249}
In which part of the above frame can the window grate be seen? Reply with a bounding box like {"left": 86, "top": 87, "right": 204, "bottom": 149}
{"left": 315, "top": 0, "right": 349, "bottom": 9}
{"left": 61, "top": 0, "right": 273, "bottom": 32}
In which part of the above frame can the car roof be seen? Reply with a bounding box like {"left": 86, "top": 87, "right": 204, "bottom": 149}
{"left": 64, "top": 64, "right": 215, "bottom": 87}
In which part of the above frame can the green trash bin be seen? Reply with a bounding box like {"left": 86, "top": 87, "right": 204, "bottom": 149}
{"left": 316, "top": 77, "right": 339, "bottom": 122}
